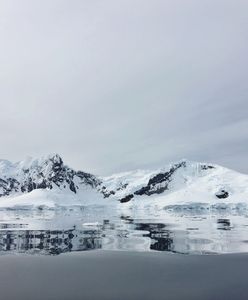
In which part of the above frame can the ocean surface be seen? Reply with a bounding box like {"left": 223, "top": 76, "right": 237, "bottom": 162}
{"left": 0, "top": 205, "right": 248, "bottom": 255}
{"left": 0, "top": 251, "right": 248, "bottom": 300}
{"left": 0, "top": 206, "right": 248, "bottom": 299}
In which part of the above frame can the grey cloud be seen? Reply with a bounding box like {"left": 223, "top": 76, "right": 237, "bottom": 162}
{"left": 0, "top": 0, "right": 247, "bottom": 174}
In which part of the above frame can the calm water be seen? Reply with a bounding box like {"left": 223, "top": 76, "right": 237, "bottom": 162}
{"left": 0, "top": 205, "right": 248, "bottom": 255}
{"left": 1, "top": 252, "right": 248, "bottom": 300}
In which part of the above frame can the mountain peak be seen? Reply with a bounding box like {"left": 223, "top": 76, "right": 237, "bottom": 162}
{"left": 45, "top": 153, "right": 63, "bottom": 164}
{"left": 0, "top": 155, "right": 245, "bottom": 207}
{"left": 11, "top": 153, "right": 64, "bottom": 172}
{"left": 0, "top": 153, "right": 99, "bottom": 197}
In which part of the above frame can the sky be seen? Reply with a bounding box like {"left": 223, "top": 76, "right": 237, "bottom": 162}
{"left": 0, "top": 0, "right": 247, "bottom": 175}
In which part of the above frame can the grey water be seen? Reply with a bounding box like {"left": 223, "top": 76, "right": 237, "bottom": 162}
{"left": 1, "top": 206, "right": 248, "bottom": 300}
{"left": 1, "top": 251, "right": 248, "bottom": 300}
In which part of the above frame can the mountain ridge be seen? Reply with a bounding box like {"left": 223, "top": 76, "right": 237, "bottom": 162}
{"left": 0, "top": 154, "right": 99, "bottom": 197}
{"left": 0, "top": 154, "right": 247, "bottom": 208}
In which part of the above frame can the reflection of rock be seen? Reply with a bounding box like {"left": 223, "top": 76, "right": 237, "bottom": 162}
{"left": 0, "top": 229, "right": 102, "bottom": 255}
{"left": 217, "top": 219, "right": 231, "bottom": 230}
{"left": 134, "top": 223, "right": 174, "bottom": 252}
{"left": 150, "top": 237, "right": 173, "bottom": 251}
{"left": 215, "top": 189, "right": 229, "bottom": 199}
{"left": 0, "top": 211, "right": 244, "bottom": 255}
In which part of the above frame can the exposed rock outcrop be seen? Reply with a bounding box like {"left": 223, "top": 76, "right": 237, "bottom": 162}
{"left": 134, "top": 162, "right": 186, "bottom": 196}
{"left": 215, "top": 189, "right": 229, "bottom": 199}
{"left": 0, "top": 155, "right": 236, "bottom": 206}
{"left": 0, "top": 154, "right": 100, "bottom": 197}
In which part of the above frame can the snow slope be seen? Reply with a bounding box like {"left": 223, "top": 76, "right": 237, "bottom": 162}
{"left": 132, "top": 164, "right": 248, "bottom": 211}
{"left": 0, "top": 155, "right": 248, "bottom": 210}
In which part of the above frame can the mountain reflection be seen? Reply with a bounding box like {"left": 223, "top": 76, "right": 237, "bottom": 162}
{"left": 134, "top": 223, "right": 174, "bottom": 252}
{"left": 0, "top": 229, "right": 102, "bottom": 255}
{"left": 0, "top": 210, "right": 247, "bottom": 255}
{"left": 0, "top": 220, "right": 180, "bottom": 255}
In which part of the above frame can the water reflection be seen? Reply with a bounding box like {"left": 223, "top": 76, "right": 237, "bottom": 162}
{"left": 0, "top": 207, "right": 248, "bottom": 255}
{"left": 217, "top": 219, "right": 232, "bottom": 230}
{"left": 0, "top": 229, "right": 102, "bottom": 255}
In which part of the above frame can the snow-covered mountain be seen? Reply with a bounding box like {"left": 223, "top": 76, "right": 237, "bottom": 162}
{"left": 0, "top": 154, "right": 248, "bottom": 209}
{"left": 0, "top": 154, "right": 99, "bottom": 197}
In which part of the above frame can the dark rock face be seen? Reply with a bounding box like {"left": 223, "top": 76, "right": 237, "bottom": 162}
{"left": 0, "top": 178, "right": 20, "bottom": 196}
{"left": 100, "top": 183, "right": 129, "bottom": 199}
{"left": 100, "top": 186, "right": 116, "bottom": 198}
{"left": 134, "top": 162, "right": 186, "bottom": 196}
{"left": 102, "top": 190, "right": 116, "bottom": 198}
{"left": 201, "top": 164, "right": 215, "bottom": 170}
{"left": 116, "top": 183, "right": 128, "bottom": 191}
{"left": 0, "top": 157, "right": 223, "bottom": 201}
{"left": 76, "top": 171, "right": 99, "bottom": 188}
{"left": 215, "top": 190, "right": 229, "bottom": 199}
{"left": 0, "top": 154, "right": 100, "bottom": 197}
{"left": 119, "top": 194, "right": 134, "bottom": 203}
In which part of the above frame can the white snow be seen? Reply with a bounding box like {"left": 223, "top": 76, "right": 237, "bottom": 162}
{"left": 0, "top": 157, "right": 248, "bottom": 212}
{"left": 0, "top": 186, "right": 114, "bottom": 210}
{"left": 1, "top": 157, "right": 248, "bottom": 255}
{"left": 101, "top": 160, "right": 248, "bottom": 212}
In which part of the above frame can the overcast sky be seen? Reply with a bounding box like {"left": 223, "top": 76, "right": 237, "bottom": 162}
{"left": 0, "top": 0, "right": 247, "bottom": 175}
